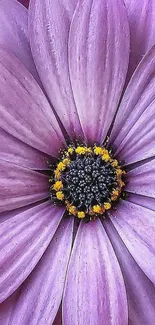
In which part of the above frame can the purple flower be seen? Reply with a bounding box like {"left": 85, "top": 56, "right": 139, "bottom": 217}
{"left": 0, "top": 0, "right": 155, "bottom": 324}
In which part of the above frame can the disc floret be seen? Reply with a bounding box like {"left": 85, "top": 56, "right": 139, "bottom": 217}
{"left": 49, "top": 144, "right": 126, "bottom": 219}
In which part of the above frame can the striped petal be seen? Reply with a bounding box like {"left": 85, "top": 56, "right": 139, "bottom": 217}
{"left": 63, "top": 219, "right": 128, "bottom": 325}
{"left": 0, "top": 202, "right": 64, "bottom": 302}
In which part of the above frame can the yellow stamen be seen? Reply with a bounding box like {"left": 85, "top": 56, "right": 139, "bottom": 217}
{"left": 57, "top": 162, "right": 66, "bottom": 171}
{"left": 75, "top": 146, "right": 88, "bottom": 155}
{"left": 56, "top": 191, "right": 64, "bottom": 201}
{"left": 77, "top": 211, "right": 86, "bottom": 219}
{"left": 63, "top": 158, "right": 70, "bottom": 166}
{"left": 116, "top": 168, "right": 123, "bottom": 176}
{"left": 102, "top": 150, "right": 111, "bottom": 162}
{"left": 53, "top": 181, "right": 63, "bottom": 191}
{"left": 104, "top": 202, "right": 111, "bottom": 210}
{"left": 118, "top": 180, "right": 125, "bottom": 188}
{"left": 94, "top": 146, "right": 105, "bottom": 155}
{"left": 111, "top": 159, "right": 119, "bottom": 167}
{"left": 93, "top": 205, "right": 105, "bottom": 214}
{"left": 68, "top": 147, "right": 74, "bottom": 155}
{"left": 54, "top": 169, "right": 61, "bottom": 179}
{"left": 111, "top": 189, "right": 119, "bottom": 201}
{"left": 68, "top": 205, "right": 77, "bottom": 216}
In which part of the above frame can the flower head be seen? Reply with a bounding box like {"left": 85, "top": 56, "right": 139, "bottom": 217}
{"left": 0, "top": 0, "right": 155, "bottom": 325}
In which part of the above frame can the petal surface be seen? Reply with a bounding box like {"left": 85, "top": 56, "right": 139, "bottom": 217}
{"left": 104, "top": 219, "right": 155, "bottom": 325}
{"left": 0, "top": 289, "right": 21, "bottom": 325}
{"left": 63, "top": 219, "right": 128, "bottom": 325}
{"left": 0, "top": 0, "right": 38, "bottom": 80}
{"left": 110, "top": 200, "right": 155, "bottom": 284}
{"left": 9, "top": 218, "right": 73, "bottom": 325}
{"left": 126, "top": 159, "right": 155, "bottom": 198}
{"left": 69, "top": 0, "right": 130, "bottom": 144}
{"left": 0, "top": 201, "right": 64, "bottom": 302}
{"left": 125, "top": 0, "right": 155, "bottom": 80}
{"left": 110, "top": 45, "right": 155, "bottom": 164}
{"left": 0, "top": 160, "right": 49, "bottom": 213}
{"left": 0, "top": 48, "right": 65, "bottom": 156}
{"left": 0, "top": 128, "right": 49, "bottom": 169}
{"left": 127, "top": 193, "right": 155, "bottom": 211}
{"left": 29, "top": 0, "right": 83, "bottom": 141}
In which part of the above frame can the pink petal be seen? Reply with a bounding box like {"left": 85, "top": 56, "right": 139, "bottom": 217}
{"left": 68, "top": 0, "right": 130, "bottom": 144}
{"left": 110, "top": 45, "right": 155, "bottom": 164}
{"left": 0, "top": 160, "right": 49, "bottom": 213}
{"left": 105, "top": 219, "right": 155, "bottom": 325}
{"left": 0, "top": 0, "right": 38, "bottom": 80}
{"left": 0, "top": 128, "right": 49, "bottom": 170}
{"left": 63, "top": 219, "right": 128, "bottom": 325}
{"left": 126, "top": 159, "right": 155, "bottom": 198}
{"left": 0, "top": 201, "right": 64, "bottom": 302}
{"left": 125, "top": 0, "right": 155, "bottom": 81}
{"left": 0, "top": 47, "right": 65, "bottom": 156}
{"left": 110, "top": 200, "right": 155, "bottom": 284}
{"left": 29, "top": 0, "right": 83, "bottom": 141}
{"left": 9, "top": 218, "right": 73, "bottom": 325}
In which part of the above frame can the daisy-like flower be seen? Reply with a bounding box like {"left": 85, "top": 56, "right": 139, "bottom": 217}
{"left": 0, "top": 0, "right": 155, "bottom": 324}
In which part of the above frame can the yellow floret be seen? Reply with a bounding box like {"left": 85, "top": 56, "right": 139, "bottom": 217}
{"left": 118, "top": 180, "right": 125, "bottom": 188}
{"left": 93, "top": 205, "right": 105, "bottom": 214}
{"left": 94, "top": 146, "right": 105, "bottom": 155}
{"left": 102, "top": 150, "right": 111, "bottom": 162}
{"left": 112, "top": 189, "right": 119, "bottom": 197}
{"left": 53, "top": 181, "right": 63, "bottom": 191}
{"left": 54, "top": 169, "right": 61, "bottom": 179}
{"left": 104, "top": 202, "right": 111, "bottom": 210}
{"left": 111, "top": 189, "right": 119, "bottom": 201}
{"left": 116, "top": 168, "right": 123, "bottom": 176}
{"left": 77, "top": 211, "right": 86, "bottom": 219}
{"left": 63, "top": 158, "right": 70, "bottom": 166}
{"left": 75, "top": 146, "right": 87, "bottom": 155}
{"left": 68, "top": 205, "right": 77, "bottom": 216}
{"left": 68, "top": 147, "right": 74, "bottom": 155}
{"left": 111, "top": 159, "right": 119, "bottom": 167}
{"left": 57, "top": 161, "right": 66, "bottom": 171}
{"left": 56, "top": 191, "right": 64, "bottom": 201}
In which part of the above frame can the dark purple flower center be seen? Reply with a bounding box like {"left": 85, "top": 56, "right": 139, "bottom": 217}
{"left": 49, "top": 145, "right": 126, "bottom": 219}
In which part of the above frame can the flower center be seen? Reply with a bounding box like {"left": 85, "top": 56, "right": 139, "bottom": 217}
{"left": 49, "top": 145, "right": 126, "bottom": 220}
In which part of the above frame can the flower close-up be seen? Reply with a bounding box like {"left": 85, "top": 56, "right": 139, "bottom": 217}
{"left": 0, "top": 0, "right": 155, "bottom": 324}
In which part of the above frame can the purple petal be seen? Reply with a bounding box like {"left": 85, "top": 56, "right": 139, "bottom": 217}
{"left": 110, "top": 45, "right": 155, "bottom": 164}
{"left": 29, "top": 0, "right": 83, "bottom": 141}
{"left": 68, "top": 0, "right": 130, "bottom": 144}
{"left": 126, "top": 159, "right": 155, "bottom": 198}
{"left": 0, "top": 201, "right": 64, "bottom": 302}
{"left": 63, "top": 219, "right": 128, "bottom": 325}
{"left": 110, "top": 200, "right": 155, "bottom": 284}
{"left": 104, "top": 219, "right": 155, "bottom": 325}
{"left": 0, "top": 48, "right": 65, "bottom": 156}
{"left": 9, "top": 218, "right": 73, "bottom": 325}
{"left": 127, "top": 193, "right": 155, "bottom": 211}
{"left": 0, "top": 160, "right": 49, "bottom": 213}
{"left": 0, "top": 290, "right": 20, "bottom": 325}
{"left": 125, "top": 0, "right": 155, "bottom": 81}
{"left": 0, "top": 0, "right": 39, "bottom": 81}
{"left": 0, "top": 202, "right": 43, "bottom": 224}
{"left": 0, "top": 128, "right": 49, "bottom": 170}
